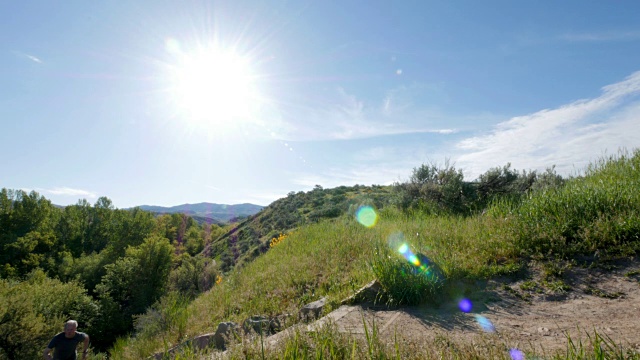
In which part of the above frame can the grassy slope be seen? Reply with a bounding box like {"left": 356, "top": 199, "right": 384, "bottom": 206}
{"left": 112, "top": 150, "right": 640, "bottom": 359}
{"left": 203, "top": 184, "right": 396, "bottom": 271}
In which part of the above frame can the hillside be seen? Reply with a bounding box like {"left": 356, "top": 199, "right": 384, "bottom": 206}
{"left": 203, "top": 184, "right": 395, "bottom": 271}
{"left": 110, "top": 150, "right": 640, "bottom": 359}
{"left": 3, "top": 151, "right": 640, "bottom": 359}
{"left": 136, "top": 202, "right": 264, "bottom": 223}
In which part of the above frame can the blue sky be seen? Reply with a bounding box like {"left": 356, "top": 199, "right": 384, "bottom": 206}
{"left": 2, "top": 1, "right": 640, "bottom": 208}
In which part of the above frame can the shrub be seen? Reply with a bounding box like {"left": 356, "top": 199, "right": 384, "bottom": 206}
{"left": 370, "top": 241, "right": 445, "bottom": 305}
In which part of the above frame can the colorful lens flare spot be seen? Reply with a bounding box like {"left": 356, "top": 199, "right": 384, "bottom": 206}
{"left": 387, "top": 232, "right": 405, "bottom": 250}
{"left": 509, "top": 348, "right": 525, "bottom": 360}
{"left": 474, "top": 315, "right": 495, "bottom": 333}
{"left": 458, "top": 298, "right": 472, "bottom": 313}
{"left": 355, "top": 206, "right": 378, "bottom": 228}
{"left": 397, "top": 243, "right": 423, "bottom": 267}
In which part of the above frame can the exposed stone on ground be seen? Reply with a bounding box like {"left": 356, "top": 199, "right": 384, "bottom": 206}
{"left": 243, "top": 316, "right": 271, "bottom": 335}
{"left": 341, "top": 279, "right": 383, "bottom": 305}
{"left": 299, "top": 296, "right": 327, "bottom": 321}
{"left": 212, "top": 322, "right": 239, "bottom": 350}
{"left": 268, "top": 313, "right": 292, "bottom": 333}
{"left": 158, "top": 260, "right": 640, "bottom": 358}
{"left": 150, "top": 321, "right": 238, "bottom": 359}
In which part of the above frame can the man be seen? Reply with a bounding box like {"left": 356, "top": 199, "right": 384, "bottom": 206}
{"left": 43, "top": 320, "right": 90, "bottom": 360}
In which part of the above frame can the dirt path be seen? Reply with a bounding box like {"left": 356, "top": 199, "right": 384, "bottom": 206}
{"left": 277, "top": 261, "right": 640, "bottom": 355}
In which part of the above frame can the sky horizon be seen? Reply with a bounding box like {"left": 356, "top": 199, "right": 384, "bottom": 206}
{"left": 2, "top": 1, "right": 640, "bottom": 208}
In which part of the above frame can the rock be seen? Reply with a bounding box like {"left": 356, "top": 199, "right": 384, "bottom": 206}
{"left": 537, "top": 327, "right": 550, "bottom": 335}
{"left": 299, "top": 297, "right": 327, "bottom": 321}
{"left": 212, "top": 321, "right": 239, "bottom": 350}
{"left": 341, "top": 280, "right": 383, "bottom": 305}
{"left": 149, "top": 322, "right": 239, "bottom": 359}
{"left": 243, "top": 316, "right": 271, "bottom": 335}
{"left": 189, "top": 332, "right": 217, "bottom": 351}
{"left": 269, "top": 313, "right": 292, "bottom": 333}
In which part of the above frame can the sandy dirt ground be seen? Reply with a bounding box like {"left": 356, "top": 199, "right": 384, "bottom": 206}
{"left": 269, "top": 260, "right": 640, "bottom": 356}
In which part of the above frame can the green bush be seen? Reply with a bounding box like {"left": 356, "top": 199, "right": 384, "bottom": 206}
{"left": 370, "top": 241, "right": 445, "bottom": 305}
{"left": 0, "top": 270, "right": 99, "bottom": 360}
{"left": 496, "top": 150, "right": 640, "bottom": 258}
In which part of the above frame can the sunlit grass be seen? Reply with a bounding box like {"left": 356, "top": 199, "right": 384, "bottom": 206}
{"left": 115, "top": 210, "right": 526, "bottom": 357}
{"left": 112, "top": 150, "right": 640, "bottom": 358}
{"left": 492, "top": 149, "right": 640, "bottom": 258}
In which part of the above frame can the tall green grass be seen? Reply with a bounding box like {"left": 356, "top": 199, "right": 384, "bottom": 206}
{"left": 491, "top": 150, "right": 640, "bottom": 258}
{"left": 111, "top": 151, "right": 640, "bottom": 358}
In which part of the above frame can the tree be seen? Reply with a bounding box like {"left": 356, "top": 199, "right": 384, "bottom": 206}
{"left": 168, "top": 256, "right": 219, "bottom": 298}
{"left": 184, "top": 226, "right": 205, "bottom": 256}
{"left": 0, "top": 189, "right": 59, "bottom": 278}
{"left": 0, "top": 270, "right": 98, "bottom": 359}
{"left": 394, "top": 161, "right": 472, "bottom": 215}
{"left": 94, "top": 235, "right": 173, "bottom": 345}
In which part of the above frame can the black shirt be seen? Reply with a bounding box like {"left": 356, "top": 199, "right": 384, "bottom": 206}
{"left": 47, "top": 332, "right": 87, "bottom": 360}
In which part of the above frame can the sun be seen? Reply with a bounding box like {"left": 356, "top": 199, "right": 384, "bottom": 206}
{"left": 168, "top": 44, "right": 257, "bottom": 130}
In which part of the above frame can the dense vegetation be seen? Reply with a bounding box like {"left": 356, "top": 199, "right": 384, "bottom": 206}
{"left": 0, "top": 194, "right": 225, "bottom": 356}
{"left": 2, "top": 150, "right": 639, "bottom": 359}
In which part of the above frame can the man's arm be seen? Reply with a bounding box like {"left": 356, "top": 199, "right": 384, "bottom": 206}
{"left": 43, "top": 347, "right": 53, "bottom": 360}
{"left": 81, "top": 334, "right": 90, "bottom": 360}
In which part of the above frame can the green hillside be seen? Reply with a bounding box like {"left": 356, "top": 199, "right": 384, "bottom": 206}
{"left": 204, "top": 184, "right": 395, "bottom": 272}
{"left": 2, "top": 150, "right": 640, "bottom": 359}
{"left": 112, "top": 151, "right": 640, "bottom": 359}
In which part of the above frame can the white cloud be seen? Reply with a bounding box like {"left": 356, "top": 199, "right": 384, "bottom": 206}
{"left": 274, "top": 86, "right": 456, "bottom": 141}
{"left": 37, "top": 187, "right": 98, "bottom": 198}
{"left": 12, "top": 51, "right": 43, "bottom": 63}
{"left": 454, "top": 71, "right": 640, "bottom": 179}
{"left": 25, "top": 54, "right": 43, "bottom": 63}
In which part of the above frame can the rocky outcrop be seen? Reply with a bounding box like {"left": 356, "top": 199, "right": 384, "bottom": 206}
{"left": 150, "top": 321, "right": 238, "bottom": 359}
{"left": 150, "top": 295, "right": 336, "bottom": 358}
{"left": 341, "top": 279, "right": 384, "bottom": 305}
{"left": 299, "top": 297, "right": 327, "bottom": 321}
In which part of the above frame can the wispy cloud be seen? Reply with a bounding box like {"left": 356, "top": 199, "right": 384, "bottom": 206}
{"left": 275, "top": 85, "right": 457, "bottom": 141}
{"left": 560, "top": 30, "right": 640, "bottom": 42}
{"left": 37, "top": 187, "right": 98, "bottom": 198}
{"left": 455, "top": 71, "right": 640, "bottom": 179}
{"left": 13, "top": 50, "right": 43, "bottom": 63}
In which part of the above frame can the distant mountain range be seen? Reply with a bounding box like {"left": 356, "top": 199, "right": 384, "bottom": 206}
{"left": 135, "top": 202, "right": 264, "bottom": 224}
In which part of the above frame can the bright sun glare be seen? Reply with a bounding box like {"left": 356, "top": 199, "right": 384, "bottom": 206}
{"left": 168, "top": 42, "right": 257, "bottom": 130}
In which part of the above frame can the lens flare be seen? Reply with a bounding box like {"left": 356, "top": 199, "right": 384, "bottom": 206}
{"left": 393, "top": 242, "right": 444, "bottom": 282}
{"left": 387, "top": 232, "right": 405, "bottom": 250}
{"left": 509, "top": 348, "right": 524, "bottom": 360}
{"left": 355, "top": 206, "right": 378, "bottom": 227}
{"left": 474, "top": 315, "right": 495, "bottom": 333}
{"left": 397, "top": 243, "right": 429, "bottom": 269}
{"left": 458, "top": 298, "right": 472, "bottom": 313}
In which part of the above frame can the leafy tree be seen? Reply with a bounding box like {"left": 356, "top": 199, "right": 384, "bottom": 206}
{"left": 0, "top": 189, "right": 60, "bottom": 278}
{"left": 83, "top": 197, "right": 116, "bottom": 254}
{"left": 530, "top": 166, "right": 565, "bottom": 192}
{"left": 394, "top": 161, "right": 472, "bottom": 215}
{"left": 55, "top": 201, "right": 91, "bottom": 258}
{"left": 108, "top": 207, "right": 156, "bottom": 258}
{"left": 0, "top": 270, "right": 98, "bottom": 359}
{"left": 168, "top": 256, "right": 219, "bottom": 298}
{"left": 94, "top": 235, "right": 173, "bottom": 345}
{"left": 184, "top": 226, "right": 205, "bottom": 256}
{"left": 59, "top": 252, "right": 110, "bottom": 295}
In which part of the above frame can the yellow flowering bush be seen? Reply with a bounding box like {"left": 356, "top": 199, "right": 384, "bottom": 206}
{"left": 269, "top": 233, "right": 287, "bottom": 248}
